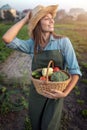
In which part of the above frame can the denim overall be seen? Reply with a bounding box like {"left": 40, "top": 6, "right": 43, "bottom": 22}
{"left": 29, "top": 50, "right": 64, "bottom": 130}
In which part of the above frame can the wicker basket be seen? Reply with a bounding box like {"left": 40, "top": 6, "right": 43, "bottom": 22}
{"left": 31, "top": 60, "right": 71, "bottom": 95}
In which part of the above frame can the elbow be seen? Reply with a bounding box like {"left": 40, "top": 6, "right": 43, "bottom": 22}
{"left": 2, "top": 35, "right": 12, "bottom": 44}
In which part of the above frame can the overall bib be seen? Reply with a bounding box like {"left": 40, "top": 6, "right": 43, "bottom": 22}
{"left": 29, "top": 50, "right": 64, "bottom": 130}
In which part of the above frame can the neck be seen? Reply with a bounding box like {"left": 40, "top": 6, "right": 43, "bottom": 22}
{"left": 42, "top": 32, "right": 50, "bottom": 44}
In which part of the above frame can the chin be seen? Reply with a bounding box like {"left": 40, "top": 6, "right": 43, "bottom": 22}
{"left": 50, "top": 28, "right": 54, "bottom": 31}
{"left": 43, "top": 29, "right": 54, "bottom": 33}
{"left": 50, "top": 29, "right": 54, "bottom": 32}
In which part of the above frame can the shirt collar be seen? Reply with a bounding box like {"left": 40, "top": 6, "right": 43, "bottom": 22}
{"left": 49, "top": 34, "right": 56, "bottom": 42}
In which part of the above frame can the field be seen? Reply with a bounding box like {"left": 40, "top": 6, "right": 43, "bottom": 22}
{"left": 0, "top": 23, "right": 29, "bottom": 63}
{"left": 55, "top": 21, "right": 87, "bottom": 62}
{"left": 0, "top": 21, "right": 87, "bottom": 63}
{"left": 0, "top": 21, "right": 87, "bottom": 130}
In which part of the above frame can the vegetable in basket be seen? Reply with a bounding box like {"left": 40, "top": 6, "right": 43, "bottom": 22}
{"left": 32, "top": 70, "right": 42, "bottom": 79}
{"left": 42, "top": 67, "right": 53, "bottom": 76}
{"left": 51, "top": 71, "right": 69, "bottom": 82}
{"left": 53, "top": 67, "right": 60, "bottom": 72}
{"left": 40, "top": 76, "right": 46, "bottom": 81}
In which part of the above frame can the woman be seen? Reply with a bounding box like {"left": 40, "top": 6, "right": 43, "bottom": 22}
{"left": 2, "top": 5, "right": 82, "bottom": 130}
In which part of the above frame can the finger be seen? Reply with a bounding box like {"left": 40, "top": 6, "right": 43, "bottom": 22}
{"left": 51, "top": 89, "right": 63, "bottom": 94}
{"left": 42, "top": 92, "right": 53, "bottom": 99}
{"left": 43, "top": 90, "right": 57, "bottom": 98}
{"left": 50, "top": 89, "right": 66, "bottom": 98}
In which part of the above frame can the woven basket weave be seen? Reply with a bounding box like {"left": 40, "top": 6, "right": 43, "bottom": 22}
{"left": 31, "top": 60, "right": 71, "bottom": 95}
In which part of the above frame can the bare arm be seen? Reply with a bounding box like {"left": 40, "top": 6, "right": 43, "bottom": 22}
{"left": 63, "top": 74, "right": 79, "bottom": 96}
{"left": 2, "top": 12, "right": 31, "bottom": 44}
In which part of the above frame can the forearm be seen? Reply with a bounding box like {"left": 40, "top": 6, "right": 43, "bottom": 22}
{"left": 64, "top": 74, "right": 79, "bottom": 96}
{"left": 2, "top": 18, "right": 27, "bottom": 43}
{"left": 2, "top": 11, "right": 31, "bottom": 44}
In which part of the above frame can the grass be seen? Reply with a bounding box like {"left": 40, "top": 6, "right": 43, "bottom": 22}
{"left": 55, "top": 21, "right": 87, "bottom": 62}
{"left": 0, "top": 21, "right": 87, "bottom": 63}
{"left": 0, "top": 23, "right": 13, "bottom": 62}
{"left": 81, "top": 109, "right": 87, "bottom": 118}
{"left": 0, "top": 84, "right": 29, "bottom": 115}
{"left": 0, "top": 22, "right": 29, "bottom": 63}
{"left": 81, "top": 79, "right": 87, "bottom": 85}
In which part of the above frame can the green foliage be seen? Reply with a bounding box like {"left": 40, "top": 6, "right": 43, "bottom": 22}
{"left": 81, "top": 109, "right": 87, "bottom": 118}
{"left": 76, "top": 99, "right": 85, "bottom": 105}
{"left": 0, "top": 21, "right": 87, "bottom": 63}
{"left": 24, "top": 116, "right": 32, "bottom": 130}
{"left": 0, "top": 73, "right": 6, "bottom": 83}
{"left": 51, "top": 71, "right": 69, "bottom": 82}
{"left": 0, "top": 84, "right": 28, "bottom": 115}
{"left": 74, "top": 86, "right": 80, "bottom": 96}
{"left": 81, "top": 79, "right": 87, "bottom": 85}
{"left": 75, "top": 91, "right": 80, "bottom": 96}
{"left": 81, "top": 62, "right": 87, "bottom": 69}
{"left": 55, "top": 21, "right": 87, "bottom": 61}
{"left": 0, "top": 23, "right": 29, "bottom": 63}
{"left": 0, "top": 23, "right": 13, "bottom": 63}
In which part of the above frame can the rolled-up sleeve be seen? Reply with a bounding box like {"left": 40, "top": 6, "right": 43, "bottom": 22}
{"left": 62, "top": 37, "right": 82, "bottom": 76}
{"left": 6, "top": 37, "right": 34, "bottom": 54}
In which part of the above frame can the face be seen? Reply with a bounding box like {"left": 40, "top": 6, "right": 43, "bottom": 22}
{"left": 40, "top": 13, "right": 54, "bottom": 33}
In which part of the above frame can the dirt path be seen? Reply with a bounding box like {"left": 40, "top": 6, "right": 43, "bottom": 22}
{"left": 0, "top": 51, "right": 87, "bottom": 130}
{"left": 0, "top": 51, "right": 32, "bottom": 85}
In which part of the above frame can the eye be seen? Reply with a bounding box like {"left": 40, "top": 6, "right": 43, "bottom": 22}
{"left": 44, "top": 18, "right": 50, "bottom": 20}
{"left": 44, "top": 17, "right": 53, "bottom": 21}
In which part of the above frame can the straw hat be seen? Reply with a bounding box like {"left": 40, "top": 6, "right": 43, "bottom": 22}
{"left": 28, "top": 4, "right": 58, "bottom": 36}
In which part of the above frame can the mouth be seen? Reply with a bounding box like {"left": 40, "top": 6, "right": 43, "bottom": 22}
{"left": 49, "top": 27, "right": 54, "bottom": 29}
{"left": 48, "top": 25, "right": 54, "bottom": 28}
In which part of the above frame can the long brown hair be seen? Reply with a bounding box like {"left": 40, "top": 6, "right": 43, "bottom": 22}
{"left": 32, "top": 22, "right": 64, "bottom": 55}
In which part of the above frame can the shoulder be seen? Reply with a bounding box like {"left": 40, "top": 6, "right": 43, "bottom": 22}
{"left": 54, "top": 36, "right": 73, "bottom": 51}
{"left": 53, "top": 35, "right": 71, "bottom": 45}
{"left": 24, "top": 38, "right": 34, "bottom": 44}
{"left": 59, "top": 37, "right": 71, "bottom": 43}
{"left": 52, "top": 34, "right": 71, "bottom": 44}
{"left": 58, "top": 37, "right": 72, "bottom": 48}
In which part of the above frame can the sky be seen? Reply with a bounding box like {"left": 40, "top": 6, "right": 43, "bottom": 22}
{"left": 0, "top": 0, "right": 87, "bottom": 12}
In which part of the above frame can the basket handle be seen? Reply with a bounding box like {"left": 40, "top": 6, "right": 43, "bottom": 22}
{"left": 46, "top": 60, "right": 54, "bottom": 82}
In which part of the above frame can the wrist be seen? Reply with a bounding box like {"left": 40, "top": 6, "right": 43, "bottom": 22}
{"left": 63, "top": 91, "right": 68, "bottom": 97}
{"left": 63, "top": 87, "right": 71, "bottom": 97}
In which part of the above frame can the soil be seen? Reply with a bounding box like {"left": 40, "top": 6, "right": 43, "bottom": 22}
{"left": 0, "top": 51, "right": 87, "bottom": 130}
{"left": 61, "top": 81, "right": 87, "bottom": 130}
